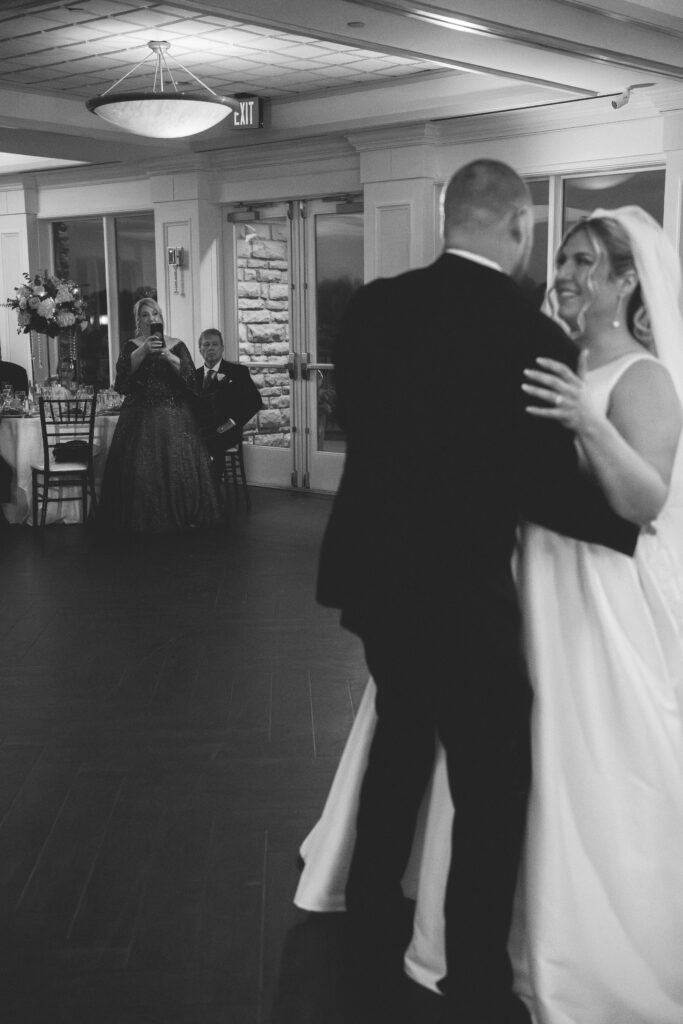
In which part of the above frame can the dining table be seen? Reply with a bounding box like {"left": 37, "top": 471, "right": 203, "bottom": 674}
{"left": 0, "top": 411, "right": 120, "bottom": 525}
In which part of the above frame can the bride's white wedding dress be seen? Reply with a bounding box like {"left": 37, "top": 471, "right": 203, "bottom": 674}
{"left": 294, "top": 352, "right": 683, "bottom": 1024}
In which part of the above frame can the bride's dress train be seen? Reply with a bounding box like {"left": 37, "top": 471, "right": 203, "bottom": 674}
{"left": 295, "top": 354, "right": 683, "bottom": 1024}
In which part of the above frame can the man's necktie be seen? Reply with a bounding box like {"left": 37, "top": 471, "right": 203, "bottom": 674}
{"left": 203, "top": 368, "right": 216, "bottom": 391}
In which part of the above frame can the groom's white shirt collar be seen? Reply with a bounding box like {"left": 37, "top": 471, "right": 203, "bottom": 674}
{"left": 445, "top": 248, "right": 503, "bottom": 274}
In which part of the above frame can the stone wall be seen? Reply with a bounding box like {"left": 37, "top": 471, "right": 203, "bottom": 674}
{"left": 236, "top": 223, "right": 291, "bottom": 447}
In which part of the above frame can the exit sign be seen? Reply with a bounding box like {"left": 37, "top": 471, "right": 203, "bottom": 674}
{"left": 231, "top": 96, "right": 264, "bottom": 130}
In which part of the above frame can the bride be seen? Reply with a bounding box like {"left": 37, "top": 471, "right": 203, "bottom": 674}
{"left": 295, "top": 206, "right": 683, "bottom": 1024}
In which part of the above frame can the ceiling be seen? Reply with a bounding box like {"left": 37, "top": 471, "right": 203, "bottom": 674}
{"left": 0, "top": 0, "right": 682, "bottom": 175}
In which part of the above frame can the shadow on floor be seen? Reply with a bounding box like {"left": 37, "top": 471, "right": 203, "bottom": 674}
{"left": 268, "top": 910, "right": 448, "bottom": 1024}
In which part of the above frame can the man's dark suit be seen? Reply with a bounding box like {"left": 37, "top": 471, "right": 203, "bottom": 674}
{"left": 317, "top": 254, "right": 638, "bottom": 1020}
{"left": 194, "top": 358, "right": 262, "bottom": 456}
{"left": 0, "top": 360, "right": 29, "bottom": 393}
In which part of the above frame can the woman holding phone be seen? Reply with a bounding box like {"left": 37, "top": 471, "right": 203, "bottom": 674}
{"left": 99, "top": 296, "right": 223, "bottom": 532}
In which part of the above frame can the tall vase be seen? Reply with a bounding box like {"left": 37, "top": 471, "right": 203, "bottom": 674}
{"left": 57, "top": 329, "right": 77, "bottom": 387}
{"left": 29, "top": 331, "right": 50, "bottom": 386}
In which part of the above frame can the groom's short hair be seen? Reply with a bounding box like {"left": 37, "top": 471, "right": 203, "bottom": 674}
{"left": 442, "top": 159, "right": 531, "bottom": 231}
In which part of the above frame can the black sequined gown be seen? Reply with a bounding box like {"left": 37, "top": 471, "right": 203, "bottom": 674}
{"left": 99, "top": 339, "right": 223, "bottom": 532}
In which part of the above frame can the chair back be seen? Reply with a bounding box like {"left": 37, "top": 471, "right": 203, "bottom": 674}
{"left": 38, "top": 396, "right": 97, "bottom": 469}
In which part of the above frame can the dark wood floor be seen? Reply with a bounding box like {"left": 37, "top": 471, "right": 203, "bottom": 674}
{"left": 0, "top": 489, "right": 447, "bottom": 1024}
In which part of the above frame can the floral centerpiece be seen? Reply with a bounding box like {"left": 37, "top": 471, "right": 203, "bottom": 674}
{"left": 5, "top": 270, "right": 88, "bottom": 337}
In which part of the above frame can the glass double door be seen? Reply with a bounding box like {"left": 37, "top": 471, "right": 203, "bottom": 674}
{"left": 225, "top": 197, "right": 363, "bottom": 492}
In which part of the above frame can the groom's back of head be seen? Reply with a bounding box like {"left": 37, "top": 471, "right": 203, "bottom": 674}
{"left": 443, "top": 159, "right": 530, "bottom": 230}
{"left": 442, "top": 159, "right": 533, "bottom": 276}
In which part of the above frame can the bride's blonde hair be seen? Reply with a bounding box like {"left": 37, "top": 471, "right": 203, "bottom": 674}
{"left": 546, "top": 216, "right": 652, "bottom": 348}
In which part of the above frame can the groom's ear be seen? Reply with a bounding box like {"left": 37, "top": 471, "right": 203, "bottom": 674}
{"left": 507, "top": 204, "right": 532, "bottom": 243}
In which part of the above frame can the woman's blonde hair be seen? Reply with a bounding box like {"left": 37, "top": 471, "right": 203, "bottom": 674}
{"left": 133, "top": 297, "right": 163, "bottom": 333}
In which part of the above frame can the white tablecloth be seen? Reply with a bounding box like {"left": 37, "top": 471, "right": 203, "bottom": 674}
{"left": 0, "top": 413, "right": 119, "bottom": 525}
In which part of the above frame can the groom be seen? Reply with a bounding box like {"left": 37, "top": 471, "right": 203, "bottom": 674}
{"left": 317, "top": 159, "right": 638, "bottom": 1022}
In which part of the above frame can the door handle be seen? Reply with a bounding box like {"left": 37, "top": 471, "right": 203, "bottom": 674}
{"left": 300, "top": 352, "right": 310, "bottom": 379}
{"left": 286, "top": 353, "right": 298, "bottom": 380}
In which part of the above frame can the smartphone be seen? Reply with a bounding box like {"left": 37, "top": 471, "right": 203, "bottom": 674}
{"left": 149, "top": 322, "right": 165, "bottom": 345}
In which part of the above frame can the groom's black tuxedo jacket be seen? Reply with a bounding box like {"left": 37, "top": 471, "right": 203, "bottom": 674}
{"left": 317, "top": 253, "right": 639, "bottom": 633}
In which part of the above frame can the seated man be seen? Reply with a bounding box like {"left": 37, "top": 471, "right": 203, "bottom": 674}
{"left": 195, "top": 328, "right": 263, "bottom": 460}
{"left": 0, "top": 345, "right": 29, "bottom": 393}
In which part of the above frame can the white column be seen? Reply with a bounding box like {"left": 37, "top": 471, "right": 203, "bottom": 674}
{"left": 150, "top": 170, "right": 222, "bottom": 364}
{"left": 349, "top": 127, "right": 440, "bottom": 282}
{"left": 0, "top": 180, "right": 39, "bottom": 373}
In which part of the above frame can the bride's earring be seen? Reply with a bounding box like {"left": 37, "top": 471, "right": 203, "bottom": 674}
{"left": 612, "top": 294, "right": 623, "bottom": 329}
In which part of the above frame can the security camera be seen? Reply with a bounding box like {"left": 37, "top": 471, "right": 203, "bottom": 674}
{"left": 610, "top": 82, "right": 655, "bottom": 109}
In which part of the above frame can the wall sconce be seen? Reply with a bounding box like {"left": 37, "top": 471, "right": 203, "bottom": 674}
{"left": 168, "top": 246, "right": 184, "bottom": 295}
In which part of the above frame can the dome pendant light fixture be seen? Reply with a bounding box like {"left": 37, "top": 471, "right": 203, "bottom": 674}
{"left": 86, "top": 40, "right": 237, "bottom": 139}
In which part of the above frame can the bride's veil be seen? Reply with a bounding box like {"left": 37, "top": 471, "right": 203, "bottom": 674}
{"left": 590, "top": 205, "right": 683, "bottom": 632}
{"left": 589, "top": 205, "right": 683, "bottom": 402}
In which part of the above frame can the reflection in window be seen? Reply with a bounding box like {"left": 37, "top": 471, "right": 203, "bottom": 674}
{"left": 52, "top": 213, "right": 157, "bottom": 387}
{"left": 563, "top": 169, "right": 665, "bottom": 231}
{"left": 53, "top": 218, "right": 108, "bottom": 387}
{"left": 115, "top": 215, "right": 157, "bottom": 346}
{"left": 315, "top": 212, "right": 363, "bottom": 451}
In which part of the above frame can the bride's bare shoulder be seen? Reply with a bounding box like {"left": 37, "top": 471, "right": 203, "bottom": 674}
{"left": 610, "top": 357, "right": 682, "bottom": 444}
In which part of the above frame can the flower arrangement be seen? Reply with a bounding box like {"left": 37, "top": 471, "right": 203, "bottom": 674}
{"left": 5, "top": 270, "right": 88, "bottom": 338}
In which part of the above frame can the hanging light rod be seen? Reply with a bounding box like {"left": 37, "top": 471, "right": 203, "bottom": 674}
{"left": 86, "top": 40, "right": 239, "bottom": 139}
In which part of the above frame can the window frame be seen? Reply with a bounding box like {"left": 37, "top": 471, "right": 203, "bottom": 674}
{"left": 41, "top": 210, "right": 156, "bottom": 384}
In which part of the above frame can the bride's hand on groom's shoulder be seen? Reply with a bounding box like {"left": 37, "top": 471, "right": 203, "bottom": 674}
{"left": 522, "top": 350, "right": 601, "bottom": 433}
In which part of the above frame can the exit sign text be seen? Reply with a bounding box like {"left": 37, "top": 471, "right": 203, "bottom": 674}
{"left": 232, "top": 96, "right": 264, "bottom": 129}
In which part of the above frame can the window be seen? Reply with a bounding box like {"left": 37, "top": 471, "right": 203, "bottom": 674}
{"left": 52, "top": 217, "right": 107, "bottom": 387}
{"left": 314, "top": 211, "right": 364, "bottom": 451}
{"left": 114, "top": 215, "right": 157, "bottom": 346}
{"left": 562, "top": 169, "right": 665, "bottom": 233}
{"left": 51, "top": 213, "right": 156, "bottom": 386}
